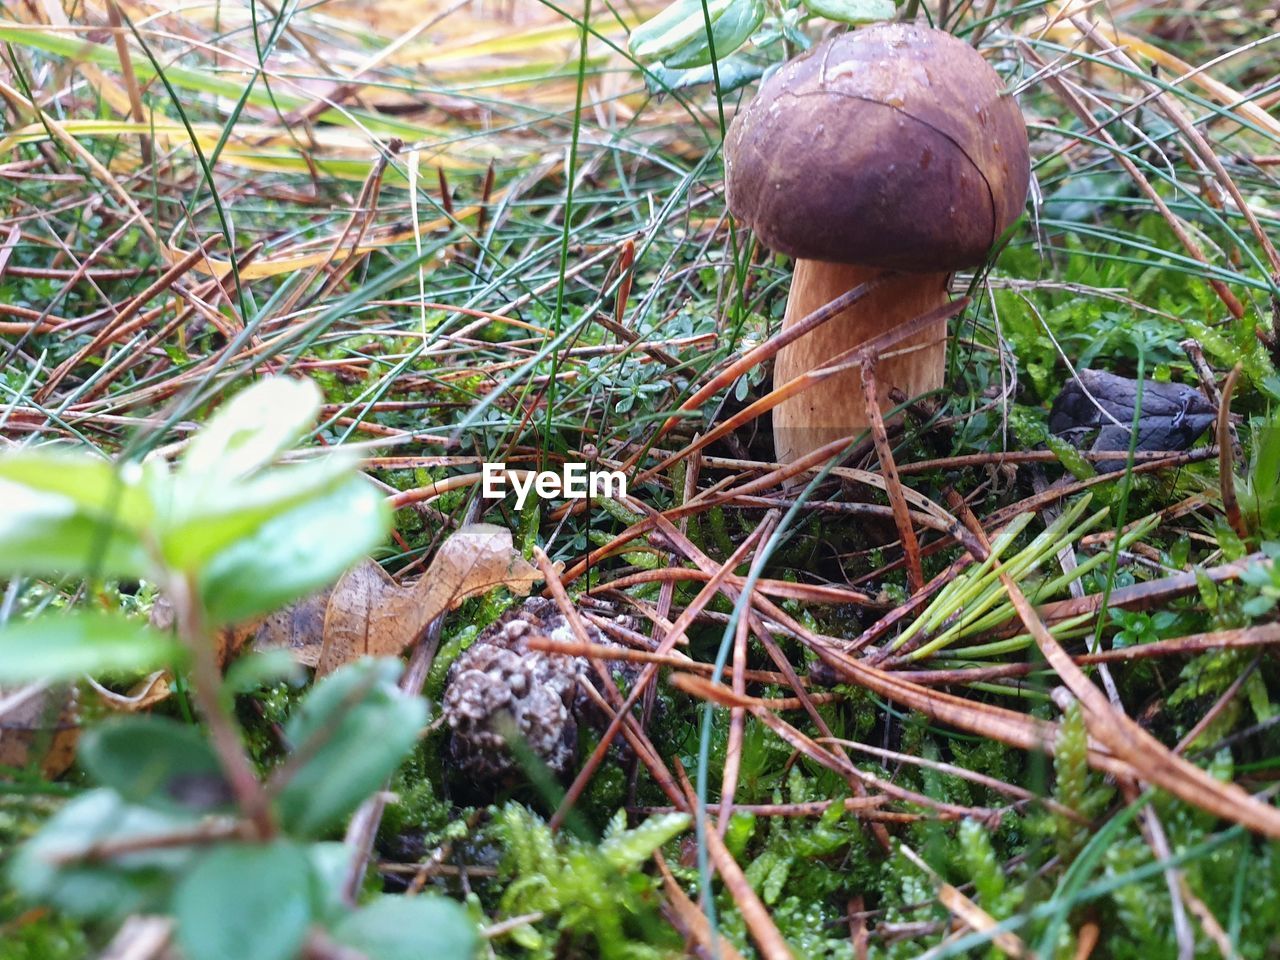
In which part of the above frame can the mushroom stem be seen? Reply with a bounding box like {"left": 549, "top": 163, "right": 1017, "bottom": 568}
{"left": 772, "top": 261, "right": 950, "bottom": 463}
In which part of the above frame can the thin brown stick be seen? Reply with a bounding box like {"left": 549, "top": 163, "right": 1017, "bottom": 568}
{"left": 1217, "top": 364, "right": 1247, "bottom": 540}
{"left": 655, "top": 853, "right": 750, "bottom": 960}
{"left": 672, "top": 760, "right": 795, "bottom": 960}
{"left": 719, "top": 511, "right": 779, "bottom": 835}
{"left": 1071, "top": 15, "right": 1280, "bottom": 276}
{"left": 632, "top": 276, "right": 891, "bottom": 473}
{"left": 999, "top": 564, "right": 1280, "bottom": 838}
{"left": 535, "top": 548, "right": 682, "bottom": 789}
{"left": 1025, "top": 41, "right": 1245, "bottom": 319}
{"left": 862, "top": 363, "right": 924, "bottom": 593}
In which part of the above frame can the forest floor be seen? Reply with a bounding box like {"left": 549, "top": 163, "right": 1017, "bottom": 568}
{"left": 3, "top": 1, "right": 1280, "bottom": 958}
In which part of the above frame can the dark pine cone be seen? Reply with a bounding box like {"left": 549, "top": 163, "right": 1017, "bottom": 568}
{"left": 441, "top": 598, "right": 636, "bottom": 783}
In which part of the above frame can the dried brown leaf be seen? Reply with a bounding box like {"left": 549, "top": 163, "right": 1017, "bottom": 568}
{"left": 306, "top": 524, "right": 542, "bottom": 675}
{"left": 0, "top": 682, "right": 78, "bottom": 778}
{"left": 89, "top": 670, "right": 173, "bottom": 712}
{"left": 253, "top": 591, "right": 332, "bottom": 668}
{"left": 398, "top": 522, "right": 543, "bottom": 626}
{"left": 316, "top": 559, "right": 402, "bottom": 675}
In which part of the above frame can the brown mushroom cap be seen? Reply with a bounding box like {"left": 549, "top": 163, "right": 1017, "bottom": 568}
{"left": 724, "top": 23, "right": 1030, "bottom": 272}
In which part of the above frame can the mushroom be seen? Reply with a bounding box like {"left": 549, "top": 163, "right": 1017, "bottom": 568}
{"left": 724, "top": 23, "right": 1030, "bottom": 462}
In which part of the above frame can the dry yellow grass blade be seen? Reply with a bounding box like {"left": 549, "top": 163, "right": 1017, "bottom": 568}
{"left": 173, "top": 155, "right": 530, "bottom": 279}
{"left": 393, "top": 15, "right": 643, "bottom": 66}
{"left": 1037, "top": 5, "right": 1280, "bottom": 140}
{"left": 0, "top": 76, "right": 164, "bottom": 253}
{"left": 174, "top": 193, "right": 507, "bottom": 280}
{"left": 35, "top": 0, "right": 139, "bottom": 124}
{"left": 1, "top": 119, "right": 496, "bottom": 177}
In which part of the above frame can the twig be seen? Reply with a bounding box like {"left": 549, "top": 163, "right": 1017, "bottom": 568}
{"left": 338, "top": 612, "right": 444, "bottom": 904}
{"left": 862, "top": 363, "right": 924, "bottom": 594}
{"left": 672, "top": 760, "right": 794, "bottom": 960}
{"left": 168, "top": 572, "right": 274, "bottom": 839}
{"left": 1218, "top": 364, "right": 1247, "bottom": 540}
{"left": 1181, "top": 339, "right": 1242, "bottom": 462}
{"left": 719, "top": 510, "right": 780, "bottom": 834}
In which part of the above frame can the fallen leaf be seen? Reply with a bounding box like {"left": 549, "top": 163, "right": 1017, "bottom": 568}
{"left": 316, "top": 560, "right": 403, "bottom": 675}
{"left": 255, "top": 524, "right": 543, "bottom": 675}
{"left": 1048, "top": 368, "right": 1215, "bottom": 472}
{"left": 0, "top": 681, "right": 79, "bottom": 778}
{"left": 253, "top": 590, "right": 332, "bottom": 668}
{"left": 396, "top": 522, "right": 543, "bottom": 623}
{"left": 89, "top": 670, "right": 173, "bottom": 712}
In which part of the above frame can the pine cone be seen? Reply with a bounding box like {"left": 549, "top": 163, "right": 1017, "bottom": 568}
{"left": 442, "top": 598, "right": 635, "bottom": 782}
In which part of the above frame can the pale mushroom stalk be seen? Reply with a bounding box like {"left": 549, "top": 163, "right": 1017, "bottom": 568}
{"left": 724, "top": 23, "right": 1031, "bottom": 463}
{"left": 774, "top": 263, "right": 949, "bottom": 462}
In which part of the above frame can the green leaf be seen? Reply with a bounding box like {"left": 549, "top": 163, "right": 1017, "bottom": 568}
{"left": 161, "top": 455, "right": 360, "bottom": 571}
{"left": 0, "top": 508, "right": 151, "bottom": 579}
{"left": 1046, "top": 434, "right": 1096, "bottom": 482}
{"left": 1254, "top": 425, "right": 1280, "bottom": 501}
{"left": 663, "top": 0, "right": 764, "bottom": 68}
{"left": 276, "top": 659, "right": 426, "bottom": 837}
{"left": 0, "top": 613, "right": 178, "bottom": 683}
{"left": 79, "top": 716, "right": 231, "bottom": 814}
{"left": 330, "top": 895, "right": 477, "bottom": 960}
{"left": 9, "top": 789, "right": 198, "bottom": 919}
{"left": 629, "top": 0, "right": 736, "bottom": 63}
{"left": 223, "top": 649, "right": 306, "bottom": 694}
{"left": 306, "top": 843, "right": 355, "bottom": 925}
{"left": 172, "top": 841, "right": 314, "bottom": 960}
{"left": 199, "top": 474, "right": 391, "bottom": 625}
{"left": 0, "top": 453, "right": 156, "bottom": 528}
{"left": 0, "top": 466, "right": 152, "bottom": 579}
{"left": 179, "top": 377, "right": 321, "bottom": 484}
{"left": 1243, "top": 594, "right": 1278, "bottom": 617}
{"left": 643, "top": 55, "right": 764, "bottom": 93}
{"left": 800, "top": 0, "right": 895, "bottom": 24}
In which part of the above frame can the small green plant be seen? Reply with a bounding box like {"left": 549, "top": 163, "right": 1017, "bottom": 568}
{"left": 492, "top": 803, "right": 689, "bottom": 959}
{"left": 1236, "top": 414, "right": 1280, "bottom": 545}
{"left": 1240, "top": 543, "right": 1280, "bottom": 619}
{"left": 0, "top": 379, "right": 475, "bottom": 960}
{"left": 1053, "top": 701, "right": 1098, "bottom": 863}
{"left": 628, "top": 0, "right": 894, "bottom": 75}
{"left": 1107, "top": 608, "right": 1179, "bottom": 648}
{"left": 958, "top": 818, "right": 1017, "bottom": 920}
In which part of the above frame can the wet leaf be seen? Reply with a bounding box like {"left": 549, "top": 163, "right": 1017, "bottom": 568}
{"left": 10, "top": 789, "right": 199, "bottom": 919}
{"left": 311, "top": 524, "right": 542, "bottom": 675}
{"left": 662, "top": 0, "right": 764, "bottom": 69}
{"left": 0, "top": 614, "right": 178, "bottom": 684}
{"left": 630, "top": 0, "right": 737, "bottom": 63}
{"left": 0, "top": 681, "right": 78, "bottom": 777}
{"left": 172, "top": 841, "right": 313, "bottom": 960}
{"left": 0, "top": 479, "right": 150, "bottom": 579}
{"left": 178, "top": 378, "right": 321, "bottom": 484}
{"left": 79, "top": 716, "right": 232, "bottom": 814}
{"left": 316, "top": 560, "right": 403, "bottom": 676}
{"left": 275, "top": 659, "right": 425, "bottom": 836}
{"left": 251, "top": 591, "right": 331, "bottom": 668}
{"left": 329, "top": 895, "right": 477, "bottom": 960}
{"left": 199, "top": 474, "right": 390, "bottom": 626}
{"left": 801, "top": 0, "right": 895, "bottom": 23}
